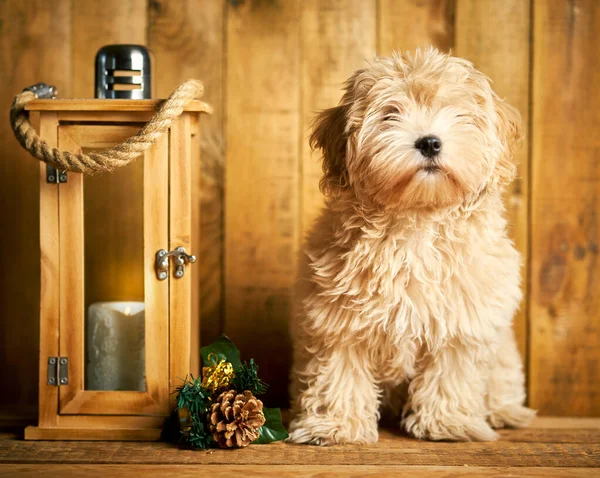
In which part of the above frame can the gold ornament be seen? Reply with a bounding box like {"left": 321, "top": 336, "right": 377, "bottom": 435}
{"left": 202, "top": 353, "right": 235, "bottom": 394}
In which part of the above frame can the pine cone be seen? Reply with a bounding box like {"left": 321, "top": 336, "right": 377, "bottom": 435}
{"left": 209, "top": 390, "right": 266, "bottom": 448}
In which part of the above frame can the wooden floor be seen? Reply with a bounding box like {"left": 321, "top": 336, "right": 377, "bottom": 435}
{"left": 0, "top": 417, "right": 599, "bottom": 477}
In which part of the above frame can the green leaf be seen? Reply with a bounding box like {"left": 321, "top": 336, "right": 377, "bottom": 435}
{"left": 254, "top": 407, "right": 288, "bottom": 444}
{"left": 201, "top": 334, "right": 242, "bottom": 370}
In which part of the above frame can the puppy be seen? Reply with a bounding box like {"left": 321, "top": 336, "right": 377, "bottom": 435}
{"left": 288, "top": 48, "right": 535, "bottom": 445}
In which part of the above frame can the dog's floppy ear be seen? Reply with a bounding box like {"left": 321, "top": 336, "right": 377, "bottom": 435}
{"left": 493, "top": 93, "right": 523, "bottom": 186}
{"left": 310, "top": 105, "right": 350, "bottom": 197}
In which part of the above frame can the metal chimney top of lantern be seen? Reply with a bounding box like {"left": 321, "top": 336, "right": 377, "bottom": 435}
{"left": 95, "top": 44, "right": 152, "bottom": 99}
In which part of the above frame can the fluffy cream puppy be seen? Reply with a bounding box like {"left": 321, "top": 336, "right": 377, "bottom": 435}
{"left": 288, "top": 48, "right": 535, "bottom": 445}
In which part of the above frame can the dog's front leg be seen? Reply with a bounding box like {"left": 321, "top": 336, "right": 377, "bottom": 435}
{"left": 288, "top": 344, "right": 380, "bottom": 445}
{"left": 487, "top": 326, "right": 536, "bottom": 428}
{"left": 403, "top": 339, "right": 498, "bottom": 441}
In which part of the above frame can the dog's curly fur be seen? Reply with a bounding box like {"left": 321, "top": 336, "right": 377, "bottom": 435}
{"left": 288, "top": 48, "right": 535, "bottom": 445}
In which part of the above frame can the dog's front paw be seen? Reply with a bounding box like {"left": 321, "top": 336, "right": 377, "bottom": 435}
{"left": 403, "top": 412, "right": 498, "bottom": 442}
{"left": 287, "top": 415, "right": 378, "bottom": 446}
{"left": 489, "top": 404, "right": 536, "bottom": 429}
{"left": 287, "top": 427, "right": 336, "bottom": 446}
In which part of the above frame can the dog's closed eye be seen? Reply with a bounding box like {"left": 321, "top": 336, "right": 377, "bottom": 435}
{"left": 455, "top": 113, "right": 475, "bottom": 124}
{"left": 383, "top": 110, "right": 401, "bottom": 122}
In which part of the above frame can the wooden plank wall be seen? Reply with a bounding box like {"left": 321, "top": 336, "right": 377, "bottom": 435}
{"left": 0, "top": 0, "right": 71, "bottom": 421}
{"left": 148, "top": 0, "right": 225, "bottom": 348}
{"left": 225, "top": 0, "right": 301, "bottom": 406}
{"left": 0, "top": 0, "right": 598, "bottom": 417}
{"left": 454, "top": 0, "right": 532, "bottom": 362}
{"left": 529, "top": 0, "right": 600, "bottom": 416}
{"left": 301, "top": 0, "right": 377, "bottom": 235}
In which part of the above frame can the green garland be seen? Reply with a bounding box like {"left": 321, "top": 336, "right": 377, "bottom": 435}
{"left": 173, "top": 376, "right": 214, "bottom": 449}
{"left": 164, "top": 335, "right": 287, "bottom": 450}
{"left": 231, "top": 359, "right": 268, "bottom": 396}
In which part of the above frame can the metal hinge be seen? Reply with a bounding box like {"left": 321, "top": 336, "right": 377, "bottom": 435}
{"left": 46, "top": 165, "right": 67, "bottom": 183}
{"left": 47, "top": 357, "right": 68, "bottom": 386}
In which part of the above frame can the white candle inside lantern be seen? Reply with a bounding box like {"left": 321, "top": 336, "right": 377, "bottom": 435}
{"left": 85, "top": 301, "right": 145, "bottom": 391}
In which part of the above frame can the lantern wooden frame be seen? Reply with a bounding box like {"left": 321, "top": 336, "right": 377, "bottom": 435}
{"left": 23, "top": 99, "right": 210, "bottom": 441}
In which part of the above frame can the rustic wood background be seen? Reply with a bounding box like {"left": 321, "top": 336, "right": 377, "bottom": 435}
{"left": 0, "top": 0, "right": 598, "bottom": 418}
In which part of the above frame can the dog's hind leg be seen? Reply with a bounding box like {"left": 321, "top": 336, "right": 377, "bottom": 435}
{"left": 287, "top": 344, "right": 380, "bottom": 445}
{"left": 487, "top": 326, "right": 536, "bottom": 429}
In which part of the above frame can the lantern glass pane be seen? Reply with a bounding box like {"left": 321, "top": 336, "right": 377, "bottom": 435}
{"left": 83, "top": 155, "right": 146, "bottom": 391}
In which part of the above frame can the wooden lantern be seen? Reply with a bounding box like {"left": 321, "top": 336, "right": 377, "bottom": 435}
{"left": 24, "top": 98, "right": 210, "bottom": 441}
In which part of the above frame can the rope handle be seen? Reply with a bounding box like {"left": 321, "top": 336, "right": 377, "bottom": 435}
{"left": 10, "top": 79, "right": 210, "bottom": 175}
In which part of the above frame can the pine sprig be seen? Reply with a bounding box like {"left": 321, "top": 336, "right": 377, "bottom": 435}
{"left": 164, "top": 336, "right": 286, "bottom": 449}
{"left": 186, "top": 417, "right": 214, "bottom": 450}
{"left": 231, "top": 359, "right": 268, "bottom": 396}
{"left": 173, "top": 375, "right": 214, "bottom": 449}
{"left": 176, "top": 375, "right": 210, "bottom": 413}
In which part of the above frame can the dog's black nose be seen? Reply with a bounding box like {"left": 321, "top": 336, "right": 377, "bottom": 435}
{"left": 415, "top": 135, "right": 442, "bottom": 158}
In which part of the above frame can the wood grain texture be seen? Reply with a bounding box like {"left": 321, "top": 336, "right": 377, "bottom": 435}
{"left": 23, "top": 427, "right": 161, "bottom": 442}
{"left": 2, "top": 426, "right": 600, "bottom": 468}
{"left": 149, "top": 0, "right": 225, "bottom": 349}
{"left": 55, "top": 415, "right": 164, "bottom": 429}
{"left": 454, "top": 0, "right": 531, "bottom": 365}
{"left": 530, "top": 416, "right": 600, "bottom": 428}
{"left": 378, "top": 0, "right": 455, "bottom": 55}
{"left": 529, "top": 0, "right": 600, "bottom": 416}
{"left": 142, "top": 133, "right": 170, "bottom": 414}
{"left": 300, "top": 0, "right": 377, "bottom": 236}
{"left": 57, "top": 390, "right": 166, "bottom": 416}
{"left": 71, "top": 0, "right": 146, "bottom": 98}
{"left": 497, "top": 427, "right": 600, "bottom": 444}
{"left": 25, "top": 99, "right": 211, "bottom": 112}
{"left": 2, "top": 465, "right": 599, "bottom": 478}
{"left": 57, "top": 111, "right": 155, "bottom": 123}
{"left": 190, "top": 114, "right": 202, "bottom": 377}
{"left": 3, "top": 0, "right": 600, "bottom": 423}
{"left": 59, "top": 124, "right": 143, "bottom": 146}
{"left": 169, "top": 114, "right": 193, "bottom": 391}
{"left": 53, "top": 126, "right": 165, "bottom": 417}
{"left": 225, "top": 0, "right": 301, "bottom": 407}
{"left": 56, "top": 130, "right": 85, "bottom": 413}
{"left": 0, "top": 0, "right": 71, "bottom": 415}
{"left": 36, "top": 113, "right": 60, "bottom": 428}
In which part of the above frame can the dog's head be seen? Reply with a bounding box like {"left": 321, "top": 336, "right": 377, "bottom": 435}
{"left": 311, "top": 48, "right": 522, "bottom": 210}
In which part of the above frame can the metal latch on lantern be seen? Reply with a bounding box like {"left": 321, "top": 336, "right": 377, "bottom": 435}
{"left": 47, "top": 357, "right": 68, "bottom": 386}
{"left": 155, "top": 247, "right": 196, "bottom": 281}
